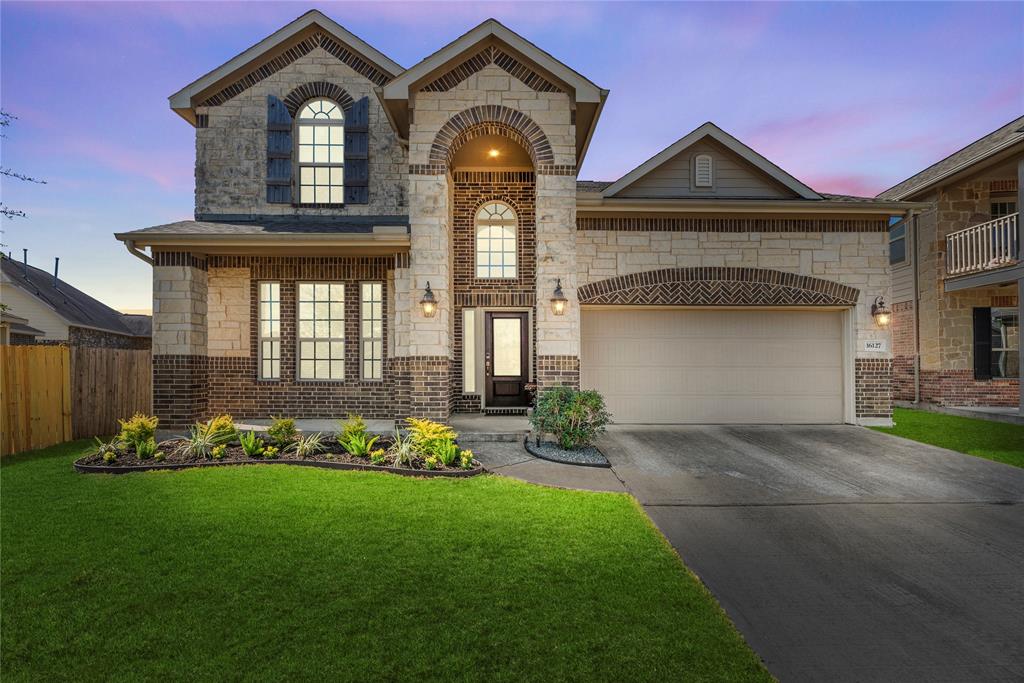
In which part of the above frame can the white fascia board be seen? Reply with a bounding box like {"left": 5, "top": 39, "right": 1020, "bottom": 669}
{"left": 169, "top": 10, "right": 403, "bottom": 114}
{"left": 382, "top": 19, "right": 602, "bottom": 103}
{"left": 602, "top": 122, "right": 821, "bottom": 200}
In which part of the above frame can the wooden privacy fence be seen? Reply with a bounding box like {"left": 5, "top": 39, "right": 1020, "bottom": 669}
{"left": 69, "top": 347, "right": 152, "bottom": 441}
{"left": 2, "top": 346, "right": 72, "bottom": 455}
{"left": 1, "top": 345, "right": 151, "bottom": 455}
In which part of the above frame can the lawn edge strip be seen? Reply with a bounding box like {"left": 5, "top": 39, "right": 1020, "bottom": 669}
{"left": 73, "top": 457, "right": 484, "bottom": 478}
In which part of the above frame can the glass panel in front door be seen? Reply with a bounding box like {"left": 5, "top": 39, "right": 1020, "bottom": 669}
{"left": 492, "top": 318, "right": 522, "bottom": 376}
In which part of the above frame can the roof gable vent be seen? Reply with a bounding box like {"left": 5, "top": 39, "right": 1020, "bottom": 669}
{"left": 694, "top": 153, "right": 713, "bottom": 188}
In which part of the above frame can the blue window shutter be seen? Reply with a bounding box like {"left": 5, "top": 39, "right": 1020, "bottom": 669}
{"left": 344, "top": 96, "right": 369, "bottom": 204}
{"left": 266, "top": 95, "right": 292, "bottom": 204}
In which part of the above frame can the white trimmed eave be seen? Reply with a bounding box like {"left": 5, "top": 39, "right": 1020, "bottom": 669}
{"left": 168, "top": 10, "right": 404, "bottom": 125}
{"left": 114, "top": 231, "right": 411, "bottom": 257}
{"left": 602, "top": 122, "right": 822, "bottom": 200}
{"left": 576, "top": 196, "right": 929, "bottom": 216}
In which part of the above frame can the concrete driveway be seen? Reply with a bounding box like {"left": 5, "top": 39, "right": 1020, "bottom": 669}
{"left": 599, "top": 425, "right": 1024, "bottom": 682}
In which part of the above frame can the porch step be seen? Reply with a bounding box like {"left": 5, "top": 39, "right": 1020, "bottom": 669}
{"left": 482, "top": 407, "right": 528, "bottom": 416}
{"left": 450, "top": 413, "right": 530, "bottom": 443}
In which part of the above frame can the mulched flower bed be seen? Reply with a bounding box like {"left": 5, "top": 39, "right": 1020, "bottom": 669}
{"left": 75, "top": 436, "right": 483, "bottom": 478}
{"left": 524, "top": 437, "right": 610, "bottom": 468}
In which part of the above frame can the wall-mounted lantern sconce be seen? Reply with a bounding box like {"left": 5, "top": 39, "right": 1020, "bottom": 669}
{"left": 871, "top": 296, "right": 891, "bottom": 328}
{"left": 550, "top": 279, "right": 568, "bottom": 316}
{"left": 419, "top": 282, "right": 437, "bottom": 318}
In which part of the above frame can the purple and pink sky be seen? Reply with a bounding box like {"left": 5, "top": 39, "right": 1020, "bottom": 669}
{"left": 2, "top": 1, "right": 1022, "bottom": 312}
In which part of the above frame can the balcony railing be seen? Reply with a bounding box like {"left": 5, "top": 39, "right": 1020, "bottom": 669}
{"left": 946, "top": 212, "right": 1018, "bottom": 277}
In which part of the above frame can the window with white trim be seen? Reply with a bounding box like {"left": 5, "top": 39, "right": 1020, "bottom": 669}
{"left": 694, "top": 154, "right": 713, "bottom": 187}
{"left": 258, "top": 282, "right": 280, "bottom": 380}
{"left": 297, "top": 98, "right": 344, "bottom": 204}
{"left": 297, "top": 283, "right": 345, "bottom": 380}
{"left": 889, "top": 219, "right": 908, "bottom": 265}
{"left": 360, "top": 282, "right": 383, "bottom": 380}
{"left": 475, "top": 201, "right": 517, "bottom": 279}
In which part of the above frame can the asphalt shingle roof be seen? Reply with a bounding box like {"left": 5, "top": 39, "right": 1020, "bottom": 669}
{"left": 121, "top": 216, "right": 410, "bottom": 237}
{"left": 1, "top": 257, "right": 148, "bottom": 337}
{"left": 877, "top": 115, "right": 1024, "bottom": 200}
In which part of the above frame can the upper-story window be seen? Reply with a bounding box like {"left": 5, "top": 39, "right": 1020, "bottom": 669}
{"left": 475, "top": 202, "right": 517, "bottom": 279}
{"left": 694, "top": 153, "right": 714, "bottom": 188}
{"left": 991, "top": 200, "right": 1016, "bottom": 220}
{"left": 889, "top": 217, "right": 908, "bottom": 266}
{"left": 297, "top": 98, "right": 344, "bottom": 205}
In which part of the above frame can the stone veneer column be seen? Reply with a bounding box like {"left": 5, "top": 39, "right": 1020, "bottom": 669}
{"left": 396, "top": 174, "right": 454, "bottom": 422}
{"left": 152, "top": 253, "right": 208, "bottom": 428}
{"left": 534, "top": 173, "right": 580, "bottom": 390}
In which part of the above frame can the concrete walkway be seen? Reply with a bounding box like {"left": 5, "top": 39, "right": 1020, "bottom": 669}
{"left": 468, "top": 440, "right": 625, "bottom": 492}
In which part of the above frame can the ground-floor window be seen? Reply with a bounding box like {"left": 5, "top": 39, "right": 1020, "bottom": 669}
{"left": 360, "top": 282, "right": 383, "bottom": 380}
{"left": 974, "top": 306, "right": 1019, "bottom": 379}
{"left": 258, "top": 282, "right": 281, "bottom": 379}
{"left": 297, "top": 282, "right": 345, "bottom": 380}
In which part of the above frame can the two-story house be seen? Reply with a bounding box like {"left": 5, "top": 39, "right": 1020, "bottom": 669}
{"left": 116, "top": 10, "right": 916, "bottom": 428}
{"left": 878, "top": 116, "right": 1023, "bottom": 416}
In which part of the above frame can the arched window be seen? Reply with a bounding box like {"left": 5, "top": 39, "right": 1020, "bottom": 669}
{"left": 297, "top": 98, "right": 344, "bottom": 204}
{"left": 475, "top": 202, "right": 517, "bottom": 279}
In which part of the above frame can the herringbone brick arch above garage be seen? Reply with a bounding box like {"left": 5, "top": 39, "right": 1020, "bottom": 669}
{"left": 577, "top": 267, "right": 861, "bottom": 307}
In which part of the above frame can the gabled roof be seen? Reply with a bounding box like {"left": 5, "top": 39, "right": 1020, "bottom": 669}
{"left": 0, "top": 257, "right": 148, "bottom": 337}
{"left": 877, "top": 115, "right": 1024, "bottom": 200}
{"left": 168, "top": 10, "right": 403, "bottom": 125}
{"left": 601, "top": 122, "right": 821, "bottom": 200}
{"left": 379, "top": 19, "right": 607, "bottom": 165}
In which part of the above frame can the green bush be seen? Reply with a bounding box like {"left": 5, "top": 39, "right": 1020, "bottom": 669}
{"left": 117, "top": 413, "right": 158, "bottom": 447}
{"left": 529, "top": 387, "right": 611, "bottom": 450}
{"left": 211, "top": 444, "right": 227, "bottom": 460}
{"left": 267, "top": 417, "right": 297, "bottom": 447}
{"left": 239, "top": 431, "right": 265, "bottom": 457}
{"left": 290, "top": 432, "right": 327, "bottom": 458}
{"left": 201, "top": 415, "right": 236, "bottom": 442}
{"left": 339, "top": 431, "right": 379, "bottom": 458}
{"left": 135, "top": 438, "right": 159, "bottom": 460}
{"left": 337, "top": 414, "right": 367, "bottom": 442}
{"left": 405, "top": 418, "right": 457, "bottom": 459}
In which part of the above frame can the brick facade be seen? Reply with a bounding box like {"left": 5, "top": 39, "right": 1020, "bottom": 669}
{"left": 450, "top": 171, "right": 537, "bottom": 412}
{"left": 855, "top": 358, "right": 893, "bottom": 420}
{"left": 536, "top": 355, "right": 580, "bottom": 391}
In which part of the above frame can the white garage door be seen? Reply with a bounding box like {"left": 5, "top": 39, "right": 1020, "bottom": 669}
{"left": 581, "top": 308, "right": 845, "bottom": 424}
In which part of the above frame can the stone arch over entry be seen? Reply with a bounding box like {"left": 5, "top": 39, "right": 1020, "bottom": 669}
{"left": 577, "top": 267, "right": 860, "bottom": 306}
{"left": 428, "top": 105, "right": 555, "bottom": 172}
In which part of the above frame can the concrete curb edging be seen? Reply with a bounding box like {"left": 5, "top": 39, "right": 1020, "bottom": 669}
{"left": 73, "top": 457, "right": 484, "bottom": 478}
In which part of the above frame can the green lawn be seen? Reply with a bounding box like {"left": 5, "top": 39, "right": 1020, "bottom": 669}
{"left": 872, "top": 408, "right": 1024, "bottom": 468}
{"left": 1, "top": 441, "right": 769, "bottom": 682}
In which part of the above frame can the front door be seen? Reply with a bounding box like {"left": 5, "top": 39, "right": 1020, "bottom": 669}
{"left": 484, "top": 312, "right": 529, "bottom": 407}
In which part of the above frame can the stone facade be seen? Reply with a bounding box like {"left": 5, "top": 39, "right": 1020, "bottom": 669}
{"left": 145, "top": 21, "right": 907, "bottom": 427}
{"left": 890, "top": 177, "right": 1020, "bottom": 407}
{"left": 194, "top": 46, "right": 407, "bottom": 218}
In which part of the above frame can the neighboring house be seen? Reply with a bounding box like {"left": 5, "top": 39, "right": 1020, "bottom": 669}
{"left": 0, "top": 256, "right": 152, "bottom": 349}
{"left": 0, "top": 311, "right": 45, "bottom": 344}
{"left": 878, "top": 117, "right": 1023, "bottom": 413}
{"left": 115, "top": 10, "right": 917, "bottom": 428}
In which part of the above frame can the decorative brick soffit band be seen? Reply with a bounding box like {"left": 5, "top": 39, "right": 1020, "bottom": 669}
{"left": 283, "top": 82, "right": 355, "bottom": 116}
{"left": 577, "top": 267, "right": 861, "bottom": 306}
{"left": 198, "top": 31, "right": 391, "bottom": 108}
{"left": 414, "top": 105, "right": 573, "bottom": 176}
{"left": 577, "top": 216, "right": 888, "bottom": 233}
{"left": 420, "top": 46, "right": 563, "bottom": 93}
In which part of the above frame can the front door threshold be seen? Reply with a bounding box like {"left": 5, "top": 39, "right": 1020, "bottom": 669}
{"left": 482, "top": 406, "right": 529, "bottom": 416}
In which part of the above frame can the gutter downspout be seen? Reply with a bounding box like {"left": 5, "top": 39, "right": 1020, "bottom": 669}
{"left": 122, "top": 239, "right": 154, "bottom": 265}
{"left": 911, "top": 210, "right": 921, "bottom": 404}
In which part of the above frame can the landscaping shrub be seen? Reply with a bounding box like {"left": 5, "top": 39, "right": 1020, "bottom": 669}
{"left": 211, "top": 444, "right": 227, "bottom": 460}
{"left": 135, "top": 438, "right": 160, "bottom": 461}
{"left": 290, "top": 432, "right": 327, "bottom": 458}
{"left": 337, "top": 414, "right": 367, "bottom": 442}
{"left": 178, "top": 423, "right": 233, "bottom": 459}
{"left": 201, "top": 415, "right": 236, "bottom": 442}
{"left": 369, "top": 448, "right": 387, "bottom": 465}
{"left": 239, "top": 431, "right": 265, "bottom": 457}
{"left": 459, "top": 448, "right": 474, "bottom": 470}
{"left": 267, "top": 417, "right": 298, "bottom": 447}
{"left": 117, "top": 413, "right": 158, "bottom": 448}
{"left": 339, "top": 431, "right": 378, "bottom": 458}
{"left": 388, "top": 429, "right": 416, "bottom": 468}
{"left": 529, "top": 387, "right": 611, "bottom": 450}
{"left": 94, "top": 436, "right": 122, "bottom": 459}
{"left": 262, "top": 445, "right": 280, "bottom": 459}
{"left": 405, "top": 418, "right": 457, "bottom": 459}
{"left": 435, "top": 440, "right": 459, "bottom": 467}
